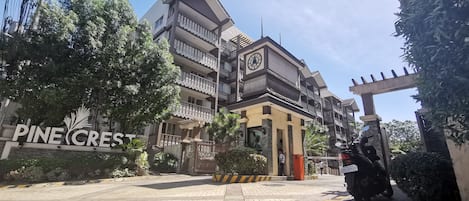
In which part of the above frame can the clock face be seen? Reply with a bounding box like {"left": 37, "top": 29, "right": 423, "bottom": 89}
{"left": 247, "top": 52, "right": 262, "bottom": 71}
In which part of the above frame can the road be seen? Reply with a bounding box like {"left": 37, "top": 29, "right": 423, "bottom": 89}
{"left": 0, "top": 174, "right": 411, "bottom": 201}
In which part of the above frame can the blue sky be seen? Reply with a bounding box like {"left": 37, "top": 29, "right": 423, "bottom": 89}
{"left": 0, "top": 0, "right": 419, "bottom": 122}
{"left": 129, "top": 0, "right": 421, "bottom": 122}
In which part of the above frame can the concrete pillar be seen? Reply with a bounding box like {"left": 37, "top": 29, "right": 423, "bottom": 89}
{"left": 262, "top": 119, "right": 273, "bottom": 175}
{"left": 192, "top": 126, "right": 202, "bottom": 142}
{"left": 181, "top": 129, "right": 191, "bottom": 144}
{"left": 239, "top": 123, "right": 247, "bottom": 147}
{"left": 361, "top": 93, "right": 375, "bottom": 115}
{"left": 359, "top": 115, "right": 391, "bottom": 172}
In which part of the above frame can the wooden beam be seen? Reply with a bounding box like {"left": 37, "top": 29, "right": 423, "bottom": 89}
{"left": 349, "top": 73, "right": 417, "bottom": 95}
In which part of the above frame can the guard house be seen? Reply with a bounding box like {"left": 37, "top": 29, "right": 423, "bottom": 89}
{"left": 228, "top": 37, "right": 318, "bottom": 176}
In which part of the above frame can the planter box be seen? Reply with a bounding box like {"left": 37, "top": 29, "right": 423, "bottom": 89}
{"left": 212, "top": 174, "right": 271, "bottom": 183}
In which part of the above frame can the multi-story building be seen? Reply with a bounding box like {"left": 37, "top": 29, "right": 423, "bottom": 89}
{"left": 140, "top": 0, "right": 234, "bottom": 151}
{"left": 141, "top": 0, "right": 360, "bottom": 175}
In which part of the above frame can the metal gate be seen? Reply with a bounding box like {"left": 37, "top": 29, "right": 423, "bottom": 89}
{"left": 194, "top": 141, "right": 217, "bottom": 174}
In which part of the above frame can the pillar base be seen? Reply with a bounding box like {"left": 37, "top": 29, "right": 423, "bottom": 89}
{"left": 359, "top": 114, "right": 381, "bottom": 122}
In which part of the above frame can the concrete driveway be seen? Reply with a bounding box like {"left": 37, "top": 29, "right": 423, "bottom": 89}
{"left": 0, "top": 174, "right": 411, "bottom": 201}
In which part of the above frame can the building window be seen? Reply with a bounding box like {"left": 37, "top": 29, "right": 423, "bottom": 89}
{"left": 301, "top": 119, "right": 305, "bottom": 126}
{"left": 262, "top": 106, "right": 271, "bottom": 114}
{"left": 241, "top": 110, "right": 247, "bottom": 118}
{"left": 154, "top": 16, "right": 164, "bottom": 31}
{"left": 188, "top": 96, "right": 196, "bottom": 104}
{"left": 287, "top": 114, "right": 292, "bottom": 122}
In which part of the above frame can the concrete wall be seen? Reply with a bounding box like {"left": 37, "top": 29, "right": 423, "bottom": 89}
{"left": 140, "top": 0, "right": 169, "bottom": 33}
{"left": 268, "top": 49, "right": 298, "bottom": 86}
{"left": 243, "top": 104, "right": 305, "bottom": 176}
{"left": 447, "top": 140, "right": 469, "bottom": 201}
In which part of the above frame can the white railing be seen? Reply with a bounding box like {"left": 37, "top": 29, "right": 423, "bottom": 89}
{"left": 174, "top": 40, "right": 217, "bottom": 71}
{"left": 333, "top": 105, "right": 343, "bottom": 114}
{"left": 178, "top": 14, "right": 218, "bottom": 45}
{"left": 173, "top": 101, "right": 214, "bottom": 123}
{"left": 176, "top": 71, "right": 216, "bottom": 96}
{"left": 159, "top": 133, "right": 181, "bottom": 148}
{"left": 316, "top": 110, "right": 323, "bottom": 118}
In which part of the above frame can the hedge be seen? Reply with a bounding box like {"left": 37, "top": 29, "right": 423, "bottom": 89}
{"left": 0, "top": 152, "right": 129, "bottom": 183}
{"left": 390, "top": 152, "right": 460, "bottom": 201}
{"left": 151, "top": 152, "right": 178, "bottom": 173}
{"left": 215, "top": 147, "right": 267, "bottom": 175}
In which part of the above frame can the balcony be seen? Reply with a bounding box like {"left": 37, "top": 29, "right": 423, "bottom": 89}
{"left": 176, "top": 71, "right": 216, "bottom": 96}
{"left": 220, "top": 68, "right": 230, "bottom": 78}
{"left": 158, "top": 133, "right": 181, "bottom": 148}
{"left": 177, "top": 14, "right": 217, "bottom": 45}
{"left": 300, "top": 86, "right": 307, "bottom": 94}
{"left": 173, "top": 101, "right": 214, "bottom": 123}
{"left": 222, "top": 41, "right": 237, "bottom": 56}
{"left": 219, "top": 91, "right": 229, "bottom": 101}
{"left": 333, "top": 105, "right": 343, "bottom": 114}
{"left": 316, "top": 110, "right": 323, "bottom": 118}
{"left": 174, "top": 40, "right": 218, "bottom": 71}
{"left": 334, "top": 118, "right": 344, "bottom": 127}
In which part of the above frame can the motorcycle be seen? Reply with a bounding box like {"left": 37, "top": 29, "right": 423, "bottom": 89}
{"left": 337, "top": 126, "right": 393, "bottom": 201}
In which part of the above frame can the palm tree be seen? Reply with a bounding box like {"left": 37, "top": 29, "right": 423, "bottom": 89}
{"left": 304, "top": 121, "right": 329, "bottom": 156}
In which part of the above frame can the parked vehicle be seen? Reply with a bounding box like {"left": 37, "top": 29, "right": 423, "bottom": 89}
{"left": 337, "top": 126, "right": 393, "bottom": 201}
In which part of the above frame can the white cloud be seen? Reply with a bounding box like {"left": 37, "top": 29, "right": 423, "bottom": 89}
{"left": 229, "top": 0, "right": 407, "bottom": 74}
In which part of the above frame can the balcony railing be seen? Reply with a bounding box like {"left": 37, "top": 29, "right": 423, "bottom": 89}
{"left": 173, "top": 101, "right": 214, "bottom": 123}
{"left": 178, "top": 14, "right": 218, "bottom": 45}
{"left": 174, "top": 39, "right": 218, "bottom": 71}
{"left": 159, "top": 133, "right": 181, "bottom": 148}
{"left": 176, "top": 71, "right": 216, "bottom": 96}
{"left": 316, "top": 110, "right": 323, "bottom": 118}
{"left": 333, "top": 105, "right": 343, "bottom": 114}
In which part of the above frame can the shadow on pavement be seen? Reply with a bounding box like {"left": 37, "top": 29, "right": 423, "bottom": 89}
{"left": 320, "top": 184, "right": 412, "bottom": 201}
{"left": 321, "top": 190, "right": 353, "bottom": 200}
{"left": 137, "top": 178, "right": 222, "bottom": 190}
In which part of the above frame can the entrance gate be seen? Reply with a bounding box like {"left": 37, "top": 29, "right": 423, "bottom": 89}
{"left": 193, "top": 141, "right": 217, "bottom": 174}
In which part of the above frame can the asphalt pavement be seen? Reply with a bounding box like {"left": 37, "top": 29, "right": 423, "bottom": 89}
{"left": 0, "top": 174, "right": 411, "bottom": 201}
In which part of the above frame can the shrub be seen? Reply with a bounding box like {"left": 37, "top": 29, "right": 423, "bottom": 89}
{"left": 152, "top": 152, "right": 178, "bottom": 173}
{"left": 215, "top": 147, "right": 267, "bottom": 175}
{"left": 4, "top": 166, "right": 45, "bottom": 183}
{"left": 109, "top": 168, "right": 135, "bottom": 178}
{"left": 46, "top": 167, "right": 71, "bottom": 181}
{"left": 0, "top": 152, "right": 128, "bottom": 183}
{"left": 390, "top": 152, "right": 460, "bottom": 201}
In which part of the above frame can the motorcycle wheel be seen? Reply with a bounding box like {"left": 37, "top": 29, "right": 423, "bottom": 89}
{"left": 382, "top": 183, "right": 394, "bottom": 198}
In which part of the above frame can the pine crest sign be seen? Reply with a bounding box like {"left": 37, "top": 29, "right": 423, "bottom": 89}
{"left": 11, "top": 106, "right": 136, "bottom": 148}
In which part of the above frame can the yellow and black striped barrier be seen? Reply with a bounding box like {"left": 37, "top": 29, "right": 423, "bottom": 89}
{"left": 212, "top": 174, "right": 271, "bottom": 183}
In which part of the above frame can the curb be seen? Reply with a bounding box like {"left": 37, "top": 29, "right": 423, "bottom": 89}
{"left": 0, "top": 175, "right": 159, "bottom": 189}
{"left": 212, "top": 174, "right": 271, "bottom": 183}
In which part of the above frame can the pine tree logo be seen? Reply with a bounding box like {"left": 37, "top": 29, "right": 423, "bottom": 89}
{"left": 63, "top": 106, "right": 91, "bottom": 145}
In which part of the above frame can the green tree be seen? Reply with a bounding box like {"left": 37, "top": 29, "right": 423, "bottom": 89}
{"left": 206, "top": 108, "right": 241, "bottom": 144}
{"left": 383, "top": 120, "right": 422, "bottom": 153}
{"left": 0, "top": 0, "right": 180, "bottom": 133}
{"left": 395, "top": 0, "right": 469, "bottom": 144}
{"left": 304, "top": 121, "right": 329, "bottom": 156}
